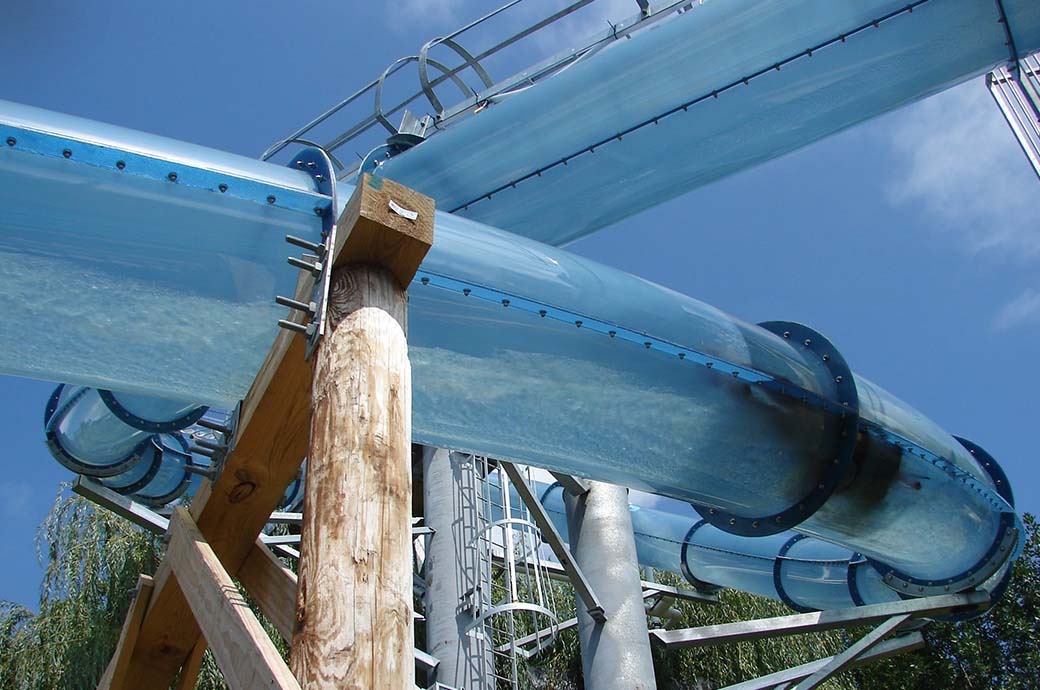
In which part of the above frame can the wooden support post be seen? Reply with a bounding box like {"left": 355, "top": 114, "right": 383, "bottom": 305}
{"left": 96, "top": 574, "right": 154, "bottom": 690}
{"left": 290, "top": 175, "right": 433, "bottom": 690}
{"left": 167, "top": 507, "right": 301, "bottom": 690}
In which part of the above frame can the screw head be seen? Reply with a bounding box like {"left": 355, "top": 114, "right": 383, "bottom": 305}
{"left": 218, "top": 184, "right": 228, "bottom": 193}
{"left": 267, "top": 195, "right": 276, "bottom": 204}
{"left": 168, "top": 172, "right": 178, "bottom": 181}
{"left": 5, "top": 137, "right": 15, "bottom": 146}
{"left": 62, "top": 149, "right": 72, "bottom": 158}
{"left": 116, "top": 160, "right": 126, "bottom": 170}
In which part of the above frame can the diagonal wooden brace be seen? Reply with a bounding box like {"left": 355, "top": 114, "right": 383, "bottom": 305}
{"left": 96, "top": 574, "right": 154, "bottom": 690}
{"left": 165, "top": 506, "right": 301, "bottom": 690}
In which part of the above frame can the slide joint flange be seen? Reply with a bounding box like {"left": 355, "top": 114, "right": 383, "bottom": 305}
{"left": 692, "top": 321, "right": 860, "bottom": 536}
{"left": 871, "top": 511, "right": 1019, "bottom": 598}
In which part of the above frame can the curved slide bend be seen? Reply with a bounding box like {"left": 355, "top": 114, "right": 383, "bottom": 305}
{"left": 537, "top": 483, "right": 906, "bottom": 614}
{"left": 43, "top": 384, "right": 305, "bottom": 510}
{"left": 0, "top": 103, "right": 1020, "bottom": 608}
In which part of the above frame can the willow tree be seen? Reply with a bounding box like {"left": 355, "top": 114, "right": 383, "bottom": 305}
{"left": 0, "top": 489, "right": 238, "bottom": 690}
{"left": 2, "top": 488, "right": 1036, "bottom": 690}
{"left": 0, "top": 489, "right": 162, "bottom": 689}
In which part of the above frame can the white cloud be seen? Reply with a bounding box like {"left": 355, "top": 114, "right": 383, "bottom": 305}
{"left": 992, "top": 288, "right": 1040, "bottom": 331}
{"left": 392, "top": 0, "right": 469, "bottom": 27}
{"left": 885, "top": 77, "right": 1040, "bottom": 258}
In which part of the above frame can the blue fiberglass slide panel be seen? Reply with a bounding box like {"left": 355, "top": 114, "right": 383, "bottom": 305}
{"left": 0, "top": 101, "right": 326, "bottom": 406}
{"left": 0, "top": 100, "right": 1018, "bottom": 593}
{"left": 375, "top": 0, "right": 1040, "bottom": 245}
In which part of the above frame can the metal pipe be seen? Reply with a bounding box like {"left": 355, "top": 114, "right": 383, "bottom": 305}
{"left": 421, "top": 448, "right": 493, "bottom": 690}
{"left": 564, "top": 482, "right": 657, "bottom": 690}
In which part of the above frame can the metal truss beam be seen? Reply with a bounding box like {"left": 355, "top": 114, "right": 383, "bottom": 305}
{"left": 651, "top": 591, "right": 988, "bottom": 649}
{"left": 720, "top": 632, "right": 925, "bottom": 690}
{"left": 795, "top": 613, "right": 911, "bottom": 690}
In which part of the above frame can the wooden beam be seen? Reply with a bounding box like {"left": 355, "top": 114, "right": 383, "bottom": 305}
{"left": 239, "top": 541, "right": 298, "bottom": 644}
{"left": 96, "top": 574, "right": 154, "bottom": 690}
{"left": 121, "top": 329, "right": 313, "bottom": 689}
{"left": 333, "top": 173, "right": 434, "bottom": 287}
{"left": 111, "top": 176, "right": 431, "bottom": 690}
{"left": 290, "top": 179, "right": 433, "bottom": 690}
{"left": 290, "top": 266, "right": 414, "bottom": 689}
{"left": 166, "top": 507, "right": 301, "bottom": 690}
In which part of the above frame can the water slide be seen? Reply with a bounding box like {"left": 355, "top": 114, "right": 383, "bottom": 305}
{"left": 373, "top": 0, "right": 1040, "bottom": 244}
{"left": 2, "top": 0, "right": 1034, "bottom": 612}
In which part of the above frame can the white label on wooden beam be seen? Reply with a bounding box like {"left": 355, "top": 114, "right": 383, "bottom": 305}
{"left": 388, "top": 199, "right": 419, "bottom": 221}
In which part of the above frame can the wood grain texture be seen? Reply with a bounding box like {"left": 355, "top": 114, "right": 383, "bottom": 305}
{"left": 108, "top": 178, "right": 430, "bottom": 690}
{"left": 334, "top": 173, "right": 434, "bottom": 288}
{"left": 240, "top": 540, "right": 298, "bottom": 644}
{"left": 290, "top": 264, "right": 414, "bottom": 690}
{"left": 122, "top": 333, "right": 313, "bottom": 690}
{"left": 96, "top": 574, "right": 154, "bottom": 690}
{"left": 167, "top": 507, "right": 301, "bottom": 690}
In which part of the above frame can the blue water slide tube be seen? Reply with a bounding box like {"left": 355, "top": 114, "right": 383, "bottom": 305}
{"left": 0, "top": 101, "right": 1019, "bottom": 601}
{"left": 43, "top": 384, "right": 205, "bottom": 505}
{"left": 375, "top": 0, "right": 1040, "bottom": 245}
{"left": 534, "top": 482, "right": 902, "bottom": 613}
{"left": 42, "top": 382, "right": 307, "bottom": 510}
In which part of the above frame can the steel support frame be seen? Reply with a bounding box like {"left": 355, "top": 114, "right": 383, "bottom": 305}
{"left": 653, "top": 592, "right": 989, "bottom": 690}
{"left": 498, "top": 460, "right": 606, "bottom": 621}
{"left": 720, "top": 632, "right": 925, "bottom": 690}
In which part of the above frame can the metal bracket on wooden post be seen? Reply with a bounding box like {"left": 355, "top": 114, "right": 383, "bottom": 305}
{"left": 498, "top": 460, "right": 606, "bottom": 622}
{"left": 277, "top": 145, "right": 339, "bottom": 359}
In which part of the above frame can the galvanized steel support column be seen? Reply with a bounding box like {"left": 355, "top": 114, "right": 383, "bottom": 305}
{"left": 422, "top": 447, "right": 493, "bottom": 690}
{"left": 564, "top": 481, "right": 657, "bottom": 690}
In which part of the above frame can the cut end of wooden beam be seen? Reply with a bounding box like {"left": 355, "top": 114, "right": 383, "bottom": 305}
{"left": 334, "top": 173, "right": 434, "bottom": 288}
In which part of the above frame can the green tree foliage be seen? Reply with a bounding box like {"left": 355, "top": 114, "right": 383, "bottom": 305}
{"left": 2, "top": 489, "right": 1036, "bottom": 690}
{"left": 852, "top": 513, "right": 1040, "bottom": 690}
{"left": 0, "top": 488, "right": 162, "bottom": 690}
{"left": 0, "top": 489, "right": 287, "bottom": 690}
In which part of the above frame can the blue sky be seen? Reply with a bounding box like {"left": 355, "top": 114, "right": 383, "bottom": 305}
{"left": 0, "top": 1, "right": 1036, "bottom": 610}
